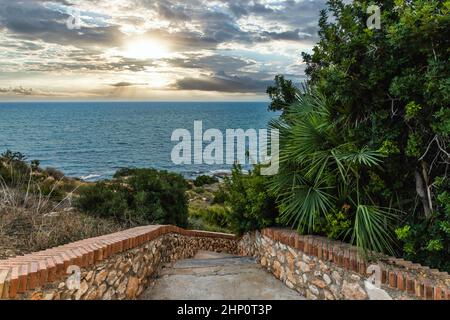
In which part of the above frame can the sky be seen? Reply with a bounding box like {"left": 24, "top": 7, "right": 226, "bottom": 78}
{"left": 0, "top": 0, "right": 329, "bottom": 101}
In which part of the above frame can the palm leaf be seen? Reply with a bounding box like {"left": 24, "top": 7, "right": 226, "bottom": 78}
{"left": 352, "top": 205, "right": 398, "bottom": 255}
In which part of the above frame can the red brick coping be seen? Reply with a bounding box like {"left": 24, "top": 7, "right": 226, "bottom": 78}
{"left": 260, "top": 228, "right": 450, "bottom": 300}
{"left": 0, "top": 225, "right": 236, "bottom": 299}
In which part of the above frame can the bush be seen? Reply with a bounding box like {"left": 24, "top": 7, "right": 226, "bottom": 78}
{"left": 39, "top": 179, "right": 67, "bottom": 202}
{"left": 44, "top": 167, "right": 65, "bottom": 180}
{"left": 270, "top": 90, "right": 399, "bottom": 254}
{"left": 189, "top": 205, "right": 230, "bottom": 230}
{"left": 0, "top": 150, "right": 30, "bottom": 185}
{"left": 262, "top": 0, "right": 449, "bottom": 268}
{"left": 76, "top": 168, "right": 189, "bottom": 227}
{"left": 0, "top": 164, "right": 123, "bottom": 258}
{"left": 193, "top": 175, "right": 218, "bottom": 187}
{"left": 223, "top": 164, "right": 278, "bottom": 235}
{"left": 395, "top": 176, "right": 450, "bottom": 272}
{"left": 212, "top": 188, "right": 227, "bottom": 204}
{"left": 194, "top": 187, "right": 205, "bottom": 194}
{"left": 113, "top": 167, "right": 138, "bottom": 179}
{"left": 0, "top": 151, "right": 72, "bottom": 202}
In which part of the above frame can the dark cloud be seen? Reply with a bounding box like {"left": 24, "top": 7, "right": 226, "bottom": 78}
{"left": 0, "top": 40, "right": 45, "bottom": 51}
{"left": 0, "top": 0, "right": 325, "bottom": 51}
{"left": 0, "top": 86, "right": 33, "bottom": 95}
{"left": 0, "top": 0, "right": 124, "bottom": 48}
{"left": 109, "top": 82, "right": 148, "bottom": 87}
{"left": 23, "top": 56, "right": 154, "bottom": 73}
{"left": 136, "top": 0, "right": 326, "bottom": 45}
{"left": 261, "top": 29, "right": 312, "bottom": 42}
{"left": 156, "top": 3, "right": 190, "bottom": 21}
{"left": 166, "top": 54, "right": 254, "bottom": 72}
{"left": 175, "top": 71, "right": 272, "bottom": 93}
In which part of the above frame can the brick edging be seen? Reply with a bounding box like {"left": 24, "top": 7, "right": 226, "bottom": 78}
{"left": 260, "top": 228, "right": 450, "bottom": 300}
{"left": 0, "top": 225, "right": 236, "bottom": 299}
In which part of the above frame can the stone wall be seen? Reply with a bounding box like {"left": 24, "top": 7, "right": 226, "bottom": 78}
{"left": 2, "top": 225, "right": 448, "bottom": 300}
{"left": 238, "top": 228, "right": 450, "bottom": 300}
{"left": 0, "top": 225, "right": 237, "bottom": 300}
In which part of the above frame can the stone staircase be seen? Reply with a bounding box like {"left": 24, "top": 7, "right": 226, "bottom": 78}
{"left": 140, "top": 251, "right": 305, "bottom": 300}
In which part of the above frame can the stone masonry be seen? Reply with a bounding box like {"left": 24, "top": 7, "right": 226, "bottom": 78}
{"left": 1, "top": 225, "right": 448, "bottom": 300}
{"left": 238, "top": 229, "right": 450, "bottom": 300}
{"left": 0, "top": 225, "right": 237, "bottom": 300}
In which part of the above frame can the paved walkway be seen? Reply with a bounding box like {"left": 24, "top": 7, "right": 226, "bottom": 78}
{"left": 140, "top": 251, "right": 305, "bottom": 300}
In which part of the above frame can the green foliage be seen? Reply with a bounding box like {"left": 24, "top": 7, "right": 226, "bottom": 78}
{"left": 301, "top": 0, "right": 449, "bottom": 210}
{"left": 395, "top": 176, "right": 450, "bottom": 272}
{"left": 405, "top": 102, "right": 422, "bottom": 121}
{"left": 266, "top": 75, "right": 299, "bottom": 112}
{"left": 0, "top": 150, "right": 70, "bottom": 202}
{"left": 76, "top": 168, "right": 189, "bottom": 227}
{"left": 194, "top": 187, "right": 205, "bottom": 194}
{"left": 193, "top": 175, "right": 219, "bottom": 187}
{"left": 379, "top": 140, "right": 400, "bottom": 156}
{"left": 189, "top": 205, "right": 230, "bottom": 231}
{"left": 223, "top": 164, "right": 278, "bottom": 235}
{"left": 405, "top": 133, "right": 422, "bottom": 157}
{"left": 0, "top": 150, "right": 30, "bottom": 184}
{"left": 212, "top": 187, "right": 227, "bottom": 204}
{"left": 44, "top": 167, "right": 65, "bottom": 180}
{"left": 285, "top": 0, "right": 450, "bottom": 267}
{"left": 1, "top": 150, "right": 26, "bottom": 163}
{"left": 113, "top": 167, "right": 138, "bottom": 178}
{"left": 432, "top": 107, "right": 450, "bottom": 137}
{"left": 324, "top": 209, "right": 352, "bottom": 240}
{"left": 30, "top": 160, "right": 40, "bottom": 171}
{"left": 270, "top": 89, "right": 399, "bottom": 254}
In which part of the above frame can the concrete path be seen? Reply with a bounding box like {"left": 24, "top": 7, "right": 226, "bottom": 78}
{"left": 140, "top": 251, "right": 305, "bottom": 300}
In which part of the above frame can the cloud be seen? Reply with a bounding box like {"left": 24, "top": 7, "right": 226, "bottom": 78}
{"left": 0, "top": 0, "right": 124, "bottom": 48}
{"left": 0, "top": 86, "right": 34, "bottom": 95}
{"left": 0, "top": 0, "right": 327, "bottom": 98}
{"left": 261, "top": 29, "right": 312, "bottom": 42}
{"left": 109, "top": 82, "right": 148, "bottom": 87}
{"left": 174, "top": 71, "right": 273, "bottom": 93}
{"left": 166, "top": 54, "right": 254, "bottom": 72}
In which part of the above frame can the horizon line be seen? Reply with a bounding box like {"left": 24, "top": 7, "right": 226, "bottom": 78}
{"left": 0, "top": 99, "right": 270, "bottom": 103}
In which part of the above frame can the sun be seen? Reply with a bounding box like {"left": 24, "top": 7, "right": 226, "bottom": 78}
{"left": 122, "top": 39, "right": 170, "bottom": 60}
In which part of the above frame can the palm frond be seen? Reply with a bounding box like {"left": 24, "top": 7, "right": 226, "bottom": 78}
{"left": 270, "top": 87, "right": 398, "bottom": 256}
{"left": 279, "top": 184, "right": 335, "bottom": 233}
{"left": 352, "top": 205, "right": 398, "bottom": 255}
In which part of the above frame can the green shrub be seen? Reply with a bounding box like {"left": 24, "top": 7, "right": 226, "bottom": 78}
{"left": 38, "top": 179, "right": 66, "bottom": 202}
{"left": 324, "top": 210, "right": 352, "bottom": 240}
{"left": 0, "top": 151, "right": 72, "bottom": 202}
{"left": 76, "top": 168, "right": 189, "bottom": 227}
{"left": 194, "top": 187, "right": 205, "bottom": 194}
{"left": 395, "top": 176, "right": 450, "bottom": 272}
{"left": 223, "top": 164, "right": 278, "bottom": 235}
{"left": 44, "top": 167, "right": 65, "bottom": 180}
{"left": 268, "top": 0, "right": 450, "bottom": 269}
{"left": 0, "top": 150, "right": 30, "bottom": 185}
{"left": 75, "top": 182, "right": 130, "bottom": 221}
{"left": 193, "top": 175, "right": 218, "bottom": 187}
{"left": 113, "top": 168, "right": 138, "bottom": 179}
{"left": 189, "top": 205, "right": 230, "bottom": 230}
{"left": 212, "top": 188, "right": 227, "bottom": 204}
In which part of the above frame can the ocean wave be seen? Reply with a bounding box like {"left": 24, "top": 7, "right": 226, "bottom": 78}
{"left": 80, "top": 174, "right": 102, "bottom": 181}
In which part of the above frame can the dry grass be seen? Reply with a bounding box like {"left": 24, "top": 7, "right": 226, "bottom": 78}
{"left": 0, "top": 174, "right": 124, "bottom": 260}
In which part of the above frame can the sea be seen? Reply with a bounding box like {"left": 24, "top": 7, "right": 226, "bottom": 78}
{"left": 0, "top": 102, "right": 280, "bottom": 181}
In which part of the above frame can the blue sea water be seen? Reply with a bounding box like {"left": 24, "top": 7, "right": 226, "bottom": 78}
{"left": 0, "top": 102, "right": 279, "bottom": 180}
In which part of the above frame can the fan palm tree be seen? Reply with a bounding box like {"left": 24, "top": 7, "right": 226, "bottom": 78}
{"left": 269, "top": 89, "right": 400, "bottom": 255}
